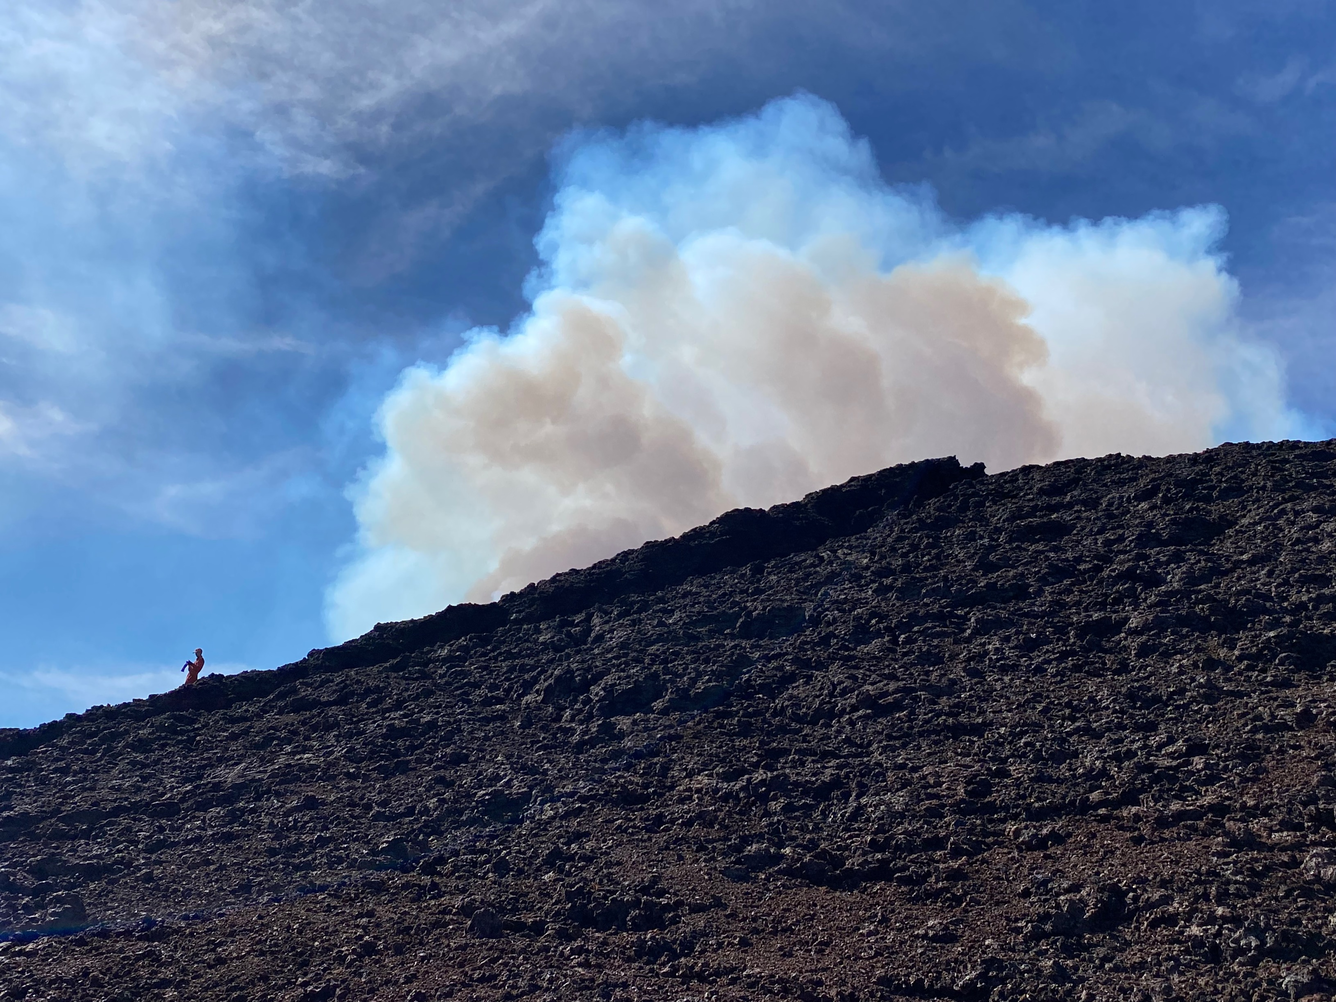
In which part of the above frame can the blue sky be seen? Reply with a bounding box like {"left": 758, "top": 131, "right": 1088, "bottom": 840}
{"left": 0, "top": 1, "right": 1332, "bottom": 727}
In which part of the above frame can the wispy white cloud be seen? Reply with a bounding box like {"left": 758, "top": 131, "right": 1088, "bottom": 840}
{"left": 928, "top": 101, "right": 1154, "bottom": 175}
{"left": 133, "top": 449, "right": 324, "bottom": 539}
{"left": 1235, "top": 51, "right": 1336, "bottom": 104}
{"left": 1236, "top": 56, "right": 1310, "bottom": 103}
{"left": 0, "top": 400, "right": 84, "bottom": 460}
{"left": 0, "top": 1, "right": 182, "bottom": 168}
{"left": 0, "top": 304, "right": 79, "bottom": 353}
{"left": 4, "top": 0, "right": 779, "bottom": 176}
{"left": 922, "top": 92, "right": 1260, "bottom": 179}
{"left": 177, "top": 332, "right": 318, "bottom": 358}
{"left": 0, "top": 661, "right": 255, "bottom": 726}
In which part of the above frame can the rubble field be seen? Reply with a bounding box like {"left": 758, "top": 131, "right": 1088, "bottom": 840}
{"left": 5, "top": 440, "right": 1336, "bottom": 1001}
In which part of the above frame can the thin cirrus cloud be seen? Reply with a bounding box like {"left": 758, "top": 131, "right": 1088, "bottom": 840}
{"left": 325, "top": 94, "right": 1314, "bottom": 640}
{"left": 0, "top": 662, "right": 254, "bottom": 729}
{"left": 5, "top": 0, "right": 780, "bottom": 172}
{"left": 0, "top": 0, "right": 339, "bottom": 535}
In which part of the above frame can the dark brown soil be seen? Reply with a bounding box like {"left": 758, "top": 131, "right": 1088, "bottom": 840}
{"left": 5, "top": 440, "right": 1336, "bottom": 1002}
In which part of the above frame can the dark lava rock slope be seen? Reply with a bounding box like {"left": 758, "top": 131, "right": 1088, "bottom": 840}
{"left": 5, "top": 441, "right": 1336, "bottom": 1002}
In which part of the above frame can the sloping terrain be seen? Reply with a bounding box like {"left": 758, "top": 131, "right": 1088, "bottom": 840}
{"left": 4, "top": 441, "right": 1336, "bottom": 1001}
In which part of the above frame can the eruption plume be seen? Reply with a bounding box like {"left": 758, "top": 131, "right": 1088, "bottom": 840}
{"left": 326, "top": 94, "right": 1307, "bottom": 639}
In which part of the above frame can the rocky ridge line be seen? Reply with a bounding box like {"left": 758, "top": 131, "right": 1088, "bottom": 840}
{"left": 0, "top": 456, "right": 980, "bottom": 761}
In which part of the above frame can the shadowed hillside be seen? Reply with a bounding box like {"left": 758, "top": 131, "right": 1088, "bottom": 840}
{"left": 4, "top": 441, "right": 1336, "bottom": 1001}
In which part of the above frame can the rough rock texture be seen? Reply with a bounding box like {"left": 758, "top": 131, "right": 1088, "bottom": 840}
{"left": 5, "top": 441, "right": 1336, "bottom": 1001}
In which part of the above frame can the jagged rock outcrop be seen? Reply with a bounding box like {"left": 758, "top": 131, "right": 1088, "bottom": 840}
{"left": 4, "top": 441, "right": 1336, "bottom": 1001}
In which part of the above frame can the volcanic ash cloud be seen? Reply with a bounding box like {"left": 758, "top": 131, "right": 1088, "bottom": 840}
{"left": 326, "top": 94, "right": 1308, "bottom": 640}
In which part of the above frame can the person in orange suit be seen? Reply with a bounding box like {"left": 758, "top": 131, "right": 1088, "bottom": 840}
{"left": 181, "top": 648, "right": 204, "bottom": 686}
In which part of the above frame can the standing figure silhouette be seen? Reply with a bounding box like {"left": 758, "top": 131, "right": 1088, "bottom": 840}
{"left": 182, "top": 648, "right": 204, "bottom": 686}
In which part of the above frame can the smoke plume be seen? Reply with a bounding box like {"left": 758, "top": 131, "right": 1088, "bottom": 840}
{"left": 326, "top": 94, "right": 1308, "bottom": 639}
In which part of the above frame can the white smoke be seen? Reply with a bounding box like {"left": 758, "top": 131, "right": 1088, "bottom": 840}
{"left": 326, "top": 94, "right": 1311, "bottom": 639}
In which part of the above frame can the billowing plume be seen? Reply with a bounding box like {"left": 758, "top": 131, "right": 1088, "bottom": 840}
{"left": 326, "top": 94, "right": 1309, "bottom": 639}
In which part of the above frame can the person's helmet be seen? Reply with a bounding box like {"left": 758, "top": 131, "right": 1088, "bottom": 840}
{"left": 195, "top": 648, "right": 203, "bottom": 655}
